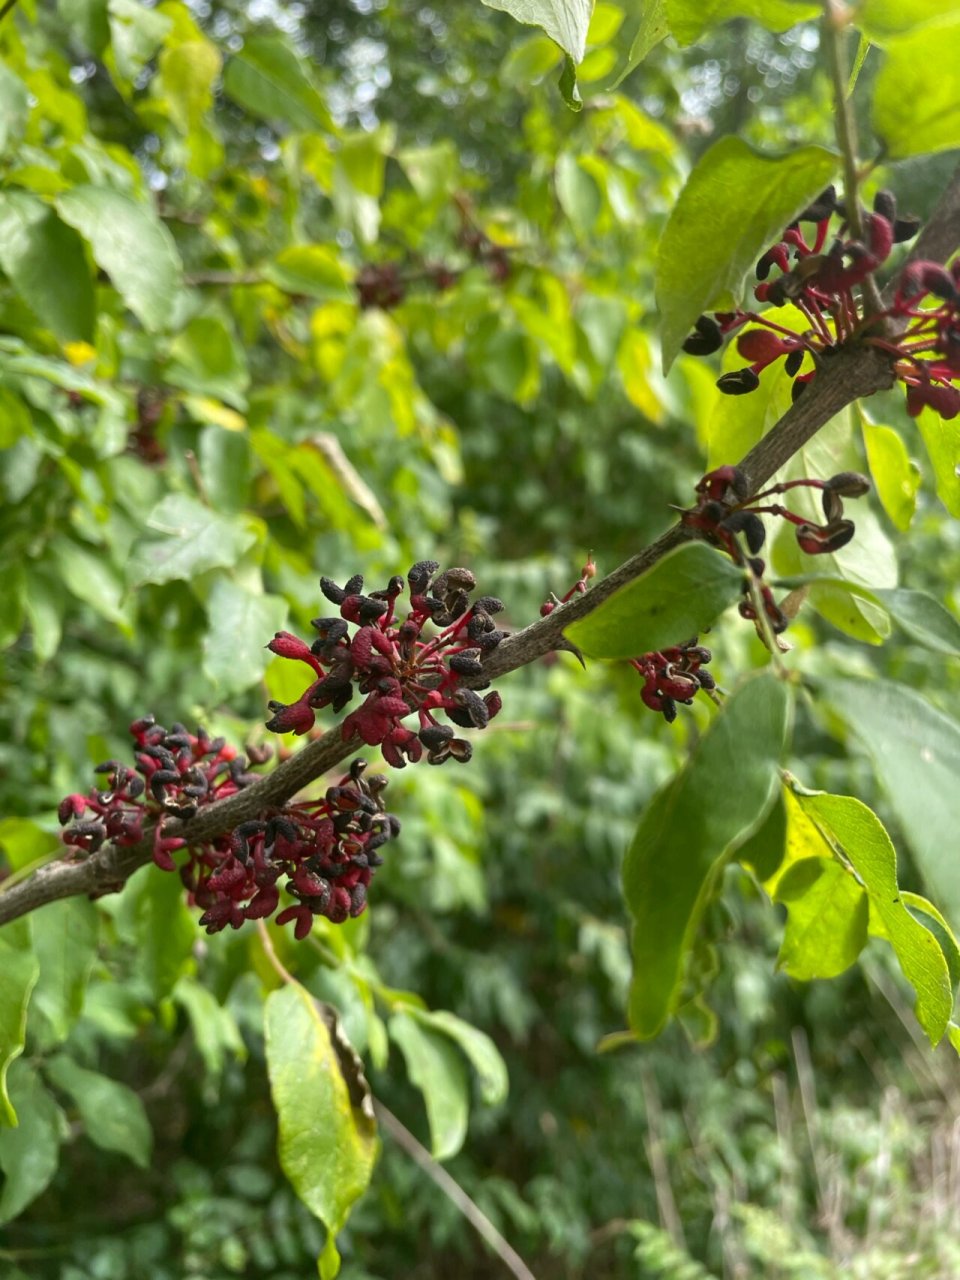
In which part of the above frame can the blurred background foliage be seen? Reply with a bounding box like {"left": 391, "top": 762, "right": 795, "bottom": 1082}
{"left": 1, "top": 0, "right": 960, "bottom": 1276}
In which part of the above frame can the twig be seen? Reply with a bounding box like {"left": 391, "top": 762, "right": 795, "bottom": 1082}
{"left": 823, "top": 0, "right": 884, "bottom": 317}
{"left": 2, "top": 162, "right": 960, "bottom": 930}
{"left": 373, "top": 1099, "right": 538, "bottom": 1280}
{"left": 0, "top": 0, "right": 20, "bottom": 22}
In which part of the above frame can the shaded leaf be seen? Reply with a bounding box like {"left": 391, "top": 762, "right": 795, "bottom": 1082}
{"left": 389, "top": 1011, "right": 469, "bottom": 1160}
{"left": 29, "top": 899, "right": 99, "bottom": 1051}
{"left": 202, "top": 577, "right": 288, "bottom": 696}
{"left": 0, "top": 1063, "right": 64, "bottom": 1222}
{"left": 408, "top": 1008, "right": 509, "bottom": 1106}
{"left": 127, "top": 494, "right": 258, "bottom": 587}
{"left": 45, "top": 1055, "right": 152, "bottom": 1169}
{"left": 223, "top": 35, "right": 335, "bottom": 132}
{"left": 0, "top": 922, "right": 38, "bottom": 1127}
{"left": 124, "top": 864, "right": 197, "bottom": 1002}
{"left": 0, "top": 191, "right": 94, "bottom": 342}
{"left": 817, "top": 678, "right": 960, "bottom": 930}
{"left": 625, "top": 673, "right": 791, "bottom": 1038}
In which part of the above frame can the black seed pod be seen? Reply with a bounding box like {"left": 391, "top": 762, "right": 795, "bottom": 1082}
{"left": 456, "top": 688, "right": 490, "bottom": 729}
{"left": 717, "top": 368, "right": 761, "bottom": 395}
{"left": 784, "top": 348, "right": 804, "bottom": 377}
{"left": 682, "top": 314, "right": 723, "bottom": 355}
{"left": 408, "top": 560, "right": 440, "bottom": 593}
{"left": 320, "top": 577, "right": 346, "bottom": 604}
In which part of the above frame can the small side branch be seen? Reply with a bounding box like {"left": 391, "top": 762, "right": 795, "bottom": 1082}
{"left": 374, "top": 1101, "right": 538, "bottom": 1280}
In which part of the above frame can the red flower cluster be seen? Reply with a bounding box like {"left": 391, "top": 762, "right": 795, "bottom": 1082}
{"left": 57, "top": 722, "right": 401, "bottom": 938}
{"left": 265, "top": 562, "right": 505, "bottom": 768}
{"left": 679, "top": 187, "right": 960, "bottom": 420}
{"left": 184, "top": 759, "right": 399, "bottom": 938}
{"left": 58, "top": 716, "right": 259, "bottom": 870}
{"left": 887, "top": 259, "right": 960, "bottom": 419}
{"left": 682, "top": 464, "right": 871, "bottom": 634}
{"left": 631, "top": 641, "right": 715, "bottom": 723}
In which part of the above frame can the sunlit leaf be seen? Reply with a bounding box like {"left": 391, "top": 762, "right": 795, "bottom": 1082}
{"left": 791, "top": 786, "right": 953, "bottom": 1043}
{"left": 57, "top": 186, "right": 184, "bottom": 332}
{"left": 873, "top": 18, "right": 960, "bottom": 157}
{"left": 265, "top": 985, "right": 378, "bottom": 1275}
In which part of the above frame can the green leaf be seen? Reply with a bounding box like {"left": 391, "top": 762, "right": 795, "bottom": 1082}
{"left": 655, "top": 138, "right": 838, "bottom": 371}
{"left": 0, "top": 192, "right": 95, "bottom": 342}
{"left": 49, "top": 537, "right": 130, "bottom": 628}
{"left": 0, "top": 1062, "right": 64, "bottom": 1222}
{"left": 45, "top": 1055, "right": 152, "bottom": 1169}
{"left": 873, "top": 589, "right": 960, "bottom": 656}
{"left": 166, "top": 315, "right": 250, "bottom": 409}
{"left": 198, "top": 425, "right": 251, "bottom": 514}
{"left": 172, "top": 977, "right": 246, "bottom": 1080}
{"left": 58, "top": 0, "right": 110, "bottom": 55}
{"left": 124, "top": 864, "right": 197, "bottom": 1001}
{"left": 0, "top": 819, "right": 59, "bottom": 873}
{"left": 915, "top": 407, "right": 960, "bottom": 517}
{"left": 706, "top": 307, "right": 806, "bottom": 467}
{"left": 861, "top": 416, "right": 920, "bottom": 531}
{"left": 565, "top": 542, "right": 746, "bottom": 660}
{"left": 665, "top": 0, "right": 819, "bottom": 45}
{"left": 857, "top": 0, "right": 960, "bottom": 40}
{"left": 612, "top": 0, "right": 669, "bottom": 85}
{"left": 263, "top": 246, "right": 352, "bottom": 302}
{"left": 480, "top": 0, "right": 595, "bottom": 62}
{"left": 0, "top": 65, "right": 30, "bottom": 157}
{"left": 22, "top": 573, "right": 63, "bottom": 664}
{"left": 29, "top": 899, "right": 99, "bottom": 1050}
{"left": 818, "top": 678, "right": 960, "bottom": 931}
{"left": 407, "top": 1009, "right": 509, "bottom": 1106}
{"left": 501, "top": 34, "right": 564, "bottom": 87}
{"left": 0, "top": 922, "right": 38, "bottom": 1127}
{"left": 127, "top": 494, "right": 258, "bottom": 587}
{"left": 56, "top": 185, "right": 184, "bottom": 332}
{"left": 624, "top": 672, "right": 791, "bottom": 1038}
{"left": 555, "top": 153, "right": 602, "bottom": 233}
{"left": 202, "top": 577, "right": 288, "bottom": 696}
{"left": 159, "top": 38, "right": 222, "bottom": 133}
{"left": 223, "top": 35, "right": 335, "bottom": 132}
{"left": 775, "top": 858, "right": 869, "bottom": 980}
{"left": 265, "top": 985, "right": 378, "bottom": 1268}
{"left": 900, "top": 893, "right": 960, "bottom": 991}
{"left": 873, "top": 18, "right": 960, "bottom": 157}
{"left": 792, "top": 787, "right": 953, "bottom": 1043}
{"left": 557, "top": 54, "right": 583, "bottom": 110}
{"left": 107, "top": 0, "right": 171, "bottom": 83}
{"left": 389, "top": 1011, "right": 469, "bottom": 1160}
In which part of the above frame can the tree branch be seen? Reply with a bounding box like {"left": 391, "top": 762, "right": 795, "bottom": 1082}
{"left": 3, "top": 163, "right": 960, "bottom": 931}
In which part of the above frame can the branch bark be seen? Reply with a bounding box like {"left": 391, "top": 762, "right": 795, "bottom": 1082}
{"left": 2, "top": 163, "right": 960, "bottom": 930}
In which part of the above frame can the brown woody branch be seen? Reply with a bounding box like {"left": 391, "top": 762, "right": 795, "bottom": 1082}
{"left": 2, "top": 164, "right": 959, "bottom": 930}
